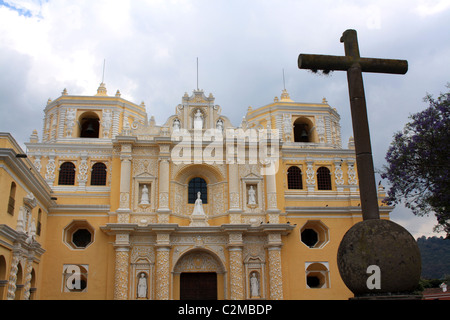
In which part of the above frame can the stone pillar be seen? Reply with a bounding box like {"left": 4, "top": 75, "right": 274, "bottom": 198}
{"left": 44, "top": 154, "right": 56, "bottom": 187}
{"left": 267, "top": 233, "right": 283, "bottom": 300}
{"left": 157, "top": 158, "right": 170, "bottom": 223}
{"left": 22, "top": 255, "right": 34, "bottom": 300}
{"left": 114, "top": 234, "right": 130, "bottom": 300}
{"left": 155, "top": 233, "right": 171, "bottom": 300}
{"left": 228, "top": 232, "right": 244, "bottom": 300}
{"left": 265, "top": 165, "right": 280, "bottom": 224}
{"left": 118, "top": 144, "right": 132, "bottom": 223}
{"left": 77, "top": 154, "right": 89, "bottom": 190}
{"left": 6, "top": 250, "right": 20, "bottom": 300}
{"left": 305, "top": 161, "right": 316, "bottom": 192}
{"left": 228, "top": 164, "right": 242, "bottom": 223}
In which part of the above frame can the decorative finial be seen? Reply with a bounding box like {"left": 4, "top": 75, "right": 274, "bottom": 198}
{"left": 96, "top": 83, "right": 107, "bottom": 96}
{"left": 62, "top": 88, "right": 68, "bottom": 95}
{"left": 280, "top": 89, "right": 293, "bottom": 102}
{"left": 29, "top": 130, "right": 39, "bottom": 143}
{"left": 115, "top": 90, "right": 121, "bottom": 97}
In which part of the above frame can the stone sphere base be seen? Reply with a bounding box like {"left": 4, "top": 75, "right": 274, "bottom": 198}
{"left": 337, "top": 219, "right": 421, "bottom": 296}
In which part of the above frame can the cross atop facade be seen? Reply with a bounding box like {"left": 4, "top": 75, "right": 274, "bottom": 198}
{"left": 298, "top": 29, "right": 408, "bottom": 221}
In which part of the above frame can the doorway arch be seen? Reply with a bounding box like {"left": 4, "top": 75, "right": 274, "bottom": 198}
{"left": 172, "top": 249, "right": 226, "bottom": 300}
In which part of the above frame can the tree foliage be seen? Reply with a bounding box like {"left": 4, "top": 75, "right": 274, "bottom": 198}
{"left": 381, "top": 86, "right": 450, "bottom": 238}
{"left": 417, "top": 236, "right": 450, "bottom": 280}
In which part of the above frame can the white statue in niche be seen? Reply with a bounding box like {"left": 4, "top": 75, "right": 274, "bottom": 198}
{"left": 139, "top": 185, "right": 150, "bottom": 205}
{"left": 250, "top": 272, "right": 260, "bottom": 298}
{"left": 193, "top": 109, "right": 203, "bottom": 130}
{"left": 192, "top": 191, "right": 205, "bottom": 215}
{"left": 248, "top": 186, "right": 256, "bottom": 205}
{"left": 137, "top": 273, "right": 147, "bottom": 298}
{"left": 216, "top": 119, "right": 224, "bottom": 131}
{"left": 173, "top": 118, "right": 180, "bottom": 132}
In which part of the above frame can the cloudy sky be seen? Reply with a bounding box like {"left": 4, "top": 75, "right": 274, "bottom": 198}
{"left": 1, "top": 0, "right": 449, "bottom": 238}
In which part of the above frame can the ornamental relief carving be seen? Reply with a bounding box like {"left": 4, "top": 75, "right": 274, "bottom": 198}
{"left": 243, "top": 237, "right": 266, "bottom": 261}
{"left": 45, "top": 157, "right": 56, "bottom": 181}
{"left": 173, "top": 251, "right": 224, "bottom": 273}
{"left": 155, "top": 249, "right": 170, "bottom": 300}
{"left": 114, "top": 250, "right": 130, "bottom": 300}
{"left": 334, "top": 163, "right": 345, "bottom": 186}
{"left": 306, "top": 162, "right": 315, "bottom": 185}
{"left": 131, "top": 246, "right": 155, "bottom": 264}
{"left": 120, "top": 192, "right": 130, "bottom": 209}
{"left": 347, "top": 162, "right": 358, "bottom": 185}
{"left": 132, "top": 147, "right": 159, "bottom": 156}
{"left": 77, "top": 158, "right": 89, "bottom": 183}
{"left": 268, "top": 249, "right": 283, "bottom": 300}
{"left": 133, "top": 159, "right": 157, "bottom": 176}
{"left": 171, "top": 162, "right": 226, "bottom": 181}
{"left": 229, "top": 249, "right": 244, "bottom": 300}
{"left": 171, "top": 182, "right": 186, "bottom": 216}
{"left": 131, "top": 214, "right": 157, "bottom": 225}
{"left": 241, "top": 215, "right": 264, "bottom": 225}
{"left": 211, "top": 183, "right": 226, "bottom": 215}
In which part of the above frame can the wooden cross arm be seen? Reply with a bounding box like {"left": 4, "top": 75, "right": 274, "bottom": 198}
{"left": 298, "top": 54, "right": 408, "bottom": 75}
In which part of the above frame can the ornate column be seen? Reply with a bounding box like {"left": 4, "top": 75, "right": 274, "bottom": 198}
{"left": 157, "top": 158, "right": 170, "bottom": 223}
{"left": 22, "top": 254, "right": 34, "bottom": 300}
{"left": 228, "top": 232, "right": 244, "bottom": 300}
{"left": 77, "top": 154, "right": 89, "bottom": 191}
{"left": 155, "top": 233, "right": 171, "bottom": 300}
{"left": 265, "top": 164, "right": 280, "bottom": 224}
{"left": 6, "top": 248, "right": 21, "bottom": 300}
{"left": 44, "top": 154, "right": 56, "bottom": 187}
{"left": 157, "top": 143, "right": 171, "bottom": 223}
{"left": 305, "top": 161, "right": 316, "bottom": 192}
{"left": 118, "top": 143, "right": 132, "bottom": 223}
{"left": 228, "top": 164, "right": 242, "bottom": 223}
{"left": 267, "top": 233, "right": 283, "bottom": 300}
{"left": 334, "top": 160, "right": 345, "bottom": 192}
{"left": 114, "top": 233, "right": 130, "bottom": 300}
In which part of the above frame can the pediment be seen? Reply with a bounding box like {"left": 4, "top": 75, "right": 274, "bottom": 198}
{"left": 242, "top": 172, "right": 262, "bottom": 181}
{"left": 134, "top": 172, "right": 156, "bottom": 179}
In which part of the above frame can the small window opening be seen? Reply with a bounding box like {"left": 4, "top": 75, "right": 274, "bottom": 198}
{"left": 72, "top": 229, "right": 92, "bottom": 248}
{"left": 301, "top": 229, "right": 319, "bottom": 247}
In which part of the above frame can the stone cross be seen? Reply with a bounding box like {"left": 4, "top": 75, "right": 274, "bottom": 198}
{"left": 298, "top": 29, "right": 408, "bottom": 220}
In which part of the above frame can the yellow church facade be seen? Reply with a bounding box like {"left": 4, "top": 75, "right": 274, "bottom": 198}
{"left": 0, "top": 83, "right": 391, "bottom": 300}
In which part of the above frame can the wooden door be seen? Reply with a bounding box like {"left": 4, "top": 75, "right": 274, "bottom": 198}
{"left": 180, "top": 272, "right": 217, "bottom": 300}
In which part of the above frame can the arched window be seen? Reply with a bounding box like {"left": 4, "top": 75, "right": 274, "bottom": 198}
{"left": 80, "top": 114, "right": 100, "bottom": 138}
{"left": 188, "top": 177, "right": 207, "bottom": 204}
{"left": 58, "top": 162, "right": 76, "bottom": 185}
{"left": 91, "top": 162, "right": 107, "bottom": 186}
{"left": 7, "top": 182, "right": 16, "bottom": 215}
{"left": 287, "top": 166, "right": 303, "bottom": 189}
{"left": 317, "top": 167, "right": 332, "bottom": 190}
{"left": 293, "top": 119, "right": 311, "bottom": 142}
